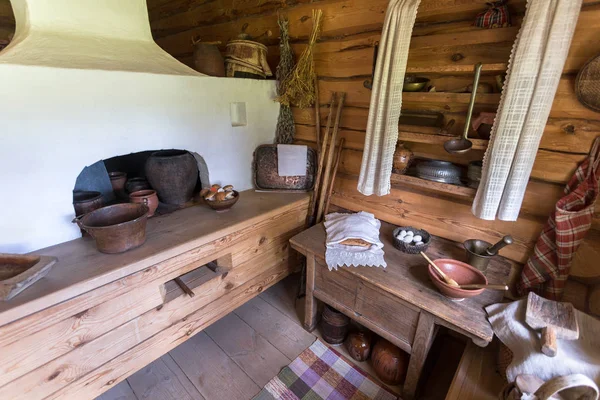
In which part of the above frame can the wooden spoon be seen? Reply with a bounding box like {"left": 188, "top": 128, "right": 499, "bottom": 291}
{"left": 420, "top": 252, "right": 459, "bottom": 287}
{"left": 459, "top": 284, "right": 509, "bottom": 291}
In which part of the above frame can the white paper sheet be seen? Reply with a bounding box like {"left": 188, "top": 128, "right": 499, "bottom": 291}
{"left": 277, "top": 144, "right": 307, "bottom": 177}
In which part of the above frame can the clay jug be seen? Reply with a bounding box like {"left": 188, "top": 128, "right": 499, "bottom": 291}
{"left": 344, "top": 331, "right": 373, "bottom": 362}
{"left": 371, "top": 338, "right": 409, "bottom": 385}
{"left": 192, "top": 39, "right": 225, "bottom": 77}
{"left": 109, "top": 171, "right": 127, "bottom": 199}
{"left": 129, "top": 190, "right": 159, "bottom": 217}
{"left": 145, "top": 150, "right": 198, "bottom": 205}
{"left": 392, "top": 142, "right": 413, "bottom": 174}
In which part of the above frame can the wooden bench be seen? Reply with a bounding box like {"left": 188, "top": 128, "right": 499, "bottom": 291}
{"left": 0, "top": 191, "right": 309, "bottom": 400}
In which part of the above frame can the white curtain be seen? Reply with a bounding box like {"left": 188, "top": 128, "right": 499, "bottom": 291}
{"left": 357, "top": 0, "right": 422, "bottom": 196}
{"left": 473, "top": 0, "right": 582, "bottom": 221}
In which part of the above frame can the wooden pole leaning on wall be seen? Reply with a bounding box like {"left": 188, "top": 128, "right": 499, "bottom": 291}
{"left": 314, "top": 75, "right": 321, "bottom": 148}
{"left": 324, "top": 138, "right": 345, "bottom": 216}
{"left": 316, "top": 92, "right": 346, "bottom": 224}
{"left": 307, "top": 92, "right": 336, "bottom": 226}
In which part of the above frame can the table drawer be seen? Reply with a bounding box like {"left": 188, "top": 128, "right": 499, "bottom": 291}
{"left": 314, "top": 258, "right": 357, "bottom": 310}
{"left": 355, "top": 281, "right": 420, "bottom": 345}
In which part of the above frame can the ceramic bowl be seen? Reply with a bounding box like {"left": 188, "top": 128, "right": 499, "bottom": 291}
{"left": 206, "top": 190, "right": 239, "bottom": 212}
{"left": 427, "top": 258, "right": 487, "bottom": 300}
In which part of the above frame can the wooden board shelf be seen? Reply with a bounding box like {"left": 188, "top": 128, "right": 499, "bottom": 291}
{"left": 406, "top": 64, "right": 508, "bottom": 74}
{"left": 399, "top": 130, "right": 489, "bottom": 151}
{"left": 390, "top": 174, "right": 477, "bottom": 200}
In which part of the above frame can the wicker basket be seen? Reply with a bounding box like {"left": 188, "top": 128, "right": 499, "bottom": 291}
{"left": 392, "top": 226, "right": 431, "bottom": 254}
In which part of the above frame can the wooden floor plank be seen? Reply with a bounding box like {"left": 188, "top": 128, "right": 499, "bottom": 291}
{"left": 259, "top": 273, "right": 304, "bottom": 323}
{"left": 96, "top": 380, "right": 138, "bottom": 400}
{"left": 204, "top": 312, "right": 292, "bottom": 387}
{"left": 127, "top": 355, "right": 205, "bottom": 400}
{"left": 234, "top": 296, "right": 316, "bottom": 360}
{"left": 169, "top": 331, "right": 261, "bottom": 400}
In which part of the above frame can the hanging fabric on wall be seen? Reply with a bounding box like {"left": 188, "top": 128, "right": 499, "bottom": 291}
{"left": 517, "top": 137, "right": 600, "bottom": 300}
{"left": 357, "top": 0, "right": 421, "bottom": 196}
{"left": 472, "top": 0, "right": 582, "bottom": 221}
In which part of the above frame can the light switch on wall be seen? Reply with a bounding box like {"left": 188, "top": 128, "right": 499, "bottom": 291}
{"left": 230, "top": 102, "right": 247, "bottom": 127}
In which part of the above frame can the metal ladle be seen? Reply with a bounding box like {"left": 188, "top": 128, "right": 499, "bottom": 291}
{"left": 444, "top": 62, "right": 483, "bottom": 154}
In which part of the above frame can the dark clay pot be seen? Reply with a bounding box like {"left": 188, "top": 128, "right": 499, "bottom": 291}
{"left": 371, "top": 338, "right": 409, "bottom": 386}
{"left": 125, "top": 177, "right": 151, "bottom": 194}
{"left": 109, "top": 171, "right": 127, "bottom": 199}
{"left": 344, "top": 331, "right": 373, "bottom": 362}
{"left": 320, "top": 305, "right": 350, "bottom": 345}
{"left": 145, "top": 150, "right": 198, "bottom": 205}
{"left": 72, "top": 191, "right": 104, "bottom": 217}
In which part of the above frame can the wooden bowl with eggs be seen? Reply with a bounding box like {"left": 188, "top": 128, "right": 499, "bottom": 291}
{"left": 201, "top": 185, "right": 239, "bottom": 212}
{"left": 392, "top": 226, "right": 431, "bottom": 254}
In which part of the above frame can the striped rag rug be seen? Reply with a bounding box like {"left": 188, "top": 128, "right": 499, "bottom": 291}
{"left": 253, "top": 339, "right": 397, "bottom": 400}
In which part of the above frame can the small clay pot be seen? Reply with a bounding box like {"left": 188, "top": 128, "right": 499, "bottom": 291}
{"left": 125, "top": 177, "right": 151, "bottom": 194}
{"left": 371, "top": 338, "right": 409, "bottom": 386}
{"left": 392, "top": 142, "right": 413, "bottom": 174}
{"left": 320, "top": 305, "right": 350, "bottom": 345}
{"left": 109, "top": 171, "right": 127, "bottom": 198}
{"left": 129, "top": 190, "right": 159, "bottom": 217}
{"left": 72, "top": 191, "right": 103, "bottom": 217}
{"left": 344, "top": 330, "right": 373, "bottom": 362}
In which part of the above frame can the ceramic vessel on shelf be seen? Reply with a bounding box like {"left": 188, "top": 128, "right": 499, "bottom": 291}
{"left": 72, "top": 191, "right": 103, "bottom": 217}
{"left": 109, "top": 171, "right": 127, "bottom": 198}
{"left": 320, "top": 305, "right": 350, "bottom": 345}
{"left": 427, "top": 258, "right": 487, "bottom": 300}
{"left": 392, "top": 142, "right": 413, "bottom": 174}
{"left": 145, "top": 150, "right": 198, "bottom": 205}
{"left": 129, "top": 189, "right": 159, "bottom": 217}
{"left": 344, "top": 331, "right": 373, "bottom": 362}
{"left": 125, "top": 177, "right": 151, "bottom": 194}
{"left": 371, "top": 338, "right": 409, "bottom": 385}
{"left": 192, "top": 39, "right": 225, "bottom": 77}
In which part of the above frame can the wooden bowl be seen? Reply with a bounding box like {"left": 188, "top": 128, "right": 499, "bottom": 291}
{"left": 427, "top": 259, "right": 487, "bottom": 300}
{"left": 206, "top": 190, "right": 239, "bottom": 212}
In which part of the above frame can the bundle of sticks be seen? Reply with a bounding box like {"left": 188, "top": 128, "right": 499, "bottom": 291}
{"left": 307, "top": 91, "right": 347, "bottom": 226}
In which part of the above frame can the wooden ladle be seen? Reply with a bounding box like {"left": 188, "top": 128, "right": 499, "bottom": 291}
{"left": 420, "top": 252, "right": 459, "bottom": 287}
{"left": 460, "top": 284, "right": 509, "bottom": 291}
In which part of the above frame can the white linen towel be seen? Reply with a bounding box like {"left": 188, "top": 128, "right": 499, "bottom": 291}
{"left": 324, "top": 212, "right": 387, "bottom": 270}
{"left": 277, "top": 144, "right": 307, "bottom": 176}
{"left": 486, "top": 299, "right": 600, "bottom": 385}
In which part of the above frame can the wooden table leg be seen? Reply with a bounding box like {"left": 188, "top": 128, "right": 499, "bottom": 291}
{"left": 304, "top": 254, "right": 318, "bottom": 331}
{"left": 403, "top": 312, "right": 436, "bottom": 400}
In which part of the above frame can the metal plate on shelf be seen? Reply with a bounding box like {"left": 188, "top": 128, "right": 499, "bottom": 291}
{"left": 253, "top": 145, "right": 317, "bottom": 192}
{"left": 415, "top": 160, "right": 463, "bottom": 185}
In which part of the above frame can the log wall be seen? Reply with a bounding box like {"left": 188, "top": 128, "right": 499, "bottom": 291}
{"left": 145, "top": 0, "right": 600, "bottom": 311}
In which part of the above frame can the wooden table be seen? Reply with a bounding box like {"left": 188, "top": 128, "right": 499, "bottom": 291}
{"left": 0, "top": 191, "right": 309, "bottom": 400}
{"left": 290, "top": 222, "right": 512, "bottom": 400}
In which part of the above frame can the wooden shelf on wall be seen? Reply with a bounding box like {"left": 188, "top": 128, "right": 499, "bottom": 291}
{"left": 399, "top": 130, "right": 489, "bottom": 151}
{"left": 390, "top": 174, "right": 477, "bottom": 200}
{"left": 406, "top": 64, "right": 508, "bottom": 74}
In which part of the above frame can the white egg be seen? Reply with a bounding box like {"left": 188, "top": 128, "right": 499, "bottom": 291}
{"left": 400, "top": 230, "right": 407, "bottom": 236}
{"left": 406, "top": 230, "right": 414, "bottom": 236}
{"left": 402, "top": 236, "right": 413, "bottom": 243}
{"left": 415, "top": 241, "right": 424, "bottom": 246}
{"left": 413, "top": 235, "right": 422, "bottom": 243}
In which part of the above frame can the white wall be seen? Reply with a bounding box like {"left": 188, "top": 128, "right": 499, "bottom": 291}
{"left": 0, "top": 65, "right": 279, "bottom": 253}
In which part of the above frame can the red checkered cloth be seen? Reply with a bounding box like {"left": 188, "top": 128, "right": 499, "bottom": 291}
{"left": 517, "top": 137, "right": 600, "bottom": 299}
{"left": 474, "top": 1, "right": 511, "bottom": 29}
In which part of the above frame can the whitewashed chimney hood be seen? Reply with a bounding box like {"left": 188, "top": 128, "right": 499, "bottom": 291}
{"left": 1, "top": 0, "right": 200, "bottom": 76}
